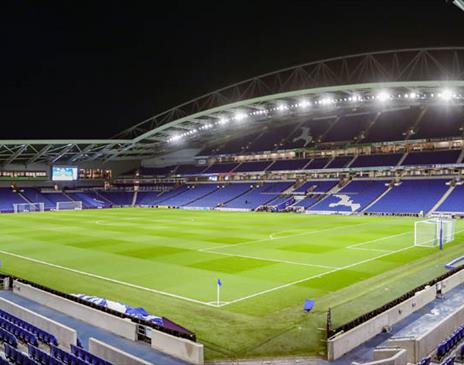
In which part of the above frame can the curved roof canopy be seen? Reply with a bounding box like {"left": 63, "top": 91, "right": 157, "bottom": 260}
{"left": 3, "top": 47, "right": 464, "bottom": 166}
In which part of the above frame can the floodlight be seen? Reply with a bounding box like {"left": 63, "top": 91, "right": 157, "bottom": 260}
{"left": 438, "top": 88, "right": 454, "bottom": 101}
{"left": 234, "top": 112, "right": 247, "bottom": 121}
{"left": 376, "top": 91, "right": 391, "bottom": 102}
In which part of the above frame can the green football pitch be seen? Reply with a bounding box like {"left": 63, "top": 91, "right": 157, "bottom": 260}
{"left": 0, "top": 208, "right": 463, "bottom": 360}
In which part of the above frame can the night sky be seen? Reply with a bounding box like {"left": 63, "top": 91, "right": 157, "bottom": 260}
{"left": 1, "top": 1, "right": 463, "bottom": 139}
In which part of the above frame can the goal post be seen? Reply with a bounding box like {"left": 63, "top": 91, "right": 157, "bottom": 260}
{"left": 13, "top": 202, "right": 44, "bottom": 213}
{"left": 56, "top": 201, "right": 82, "bottom": 211}
{"left": 414, "top": 218, "right": 456, "bottom": 249}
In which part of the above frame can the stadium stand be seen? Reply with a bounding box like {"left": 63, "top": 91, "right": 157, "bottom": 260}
{"left": 401, "top": 150, "right": 461, "bottom": 166}
{"left": 98, "top": 191, "right": 133, "bottom": 206}
{"left": 266, "top": 158, "right": 311, "bottom": 171}
{"left": 185, "top": 183, "right": 251, "bottom": 208}
{"left": 160, "top": 184, "right": 218, "bottom": 207}
{"left": 309, "top": 180, "right": 388, "bottom": 213}
{"left": 174, "top": 164, "right": 206, "bottom": 175}
{"left": 413, "top": 106, "right": 464, "bottom": 140}
{"left": 350, "top": 153, "right": 403, "bottom": 168}
{"left": 202, "top": 162, "right": 238, "bottom": 174}
{"left": 233, "top": 160, "right": 272, "bottom": 172}
{"left": 0, "top": 189, "right": 27, "bottom": 212}
{"left": 365, "top": 179, "right": 450, "bottom": 214}
{"left": 363, "top": 108, "right": 419, "bottom": 143}
{"left": 325, "top": 156, "right": 353, "bottom": 169}
{"left": 223, "top": 182, "right": 294, "bottom": 210}
{"left": 436, "top": 183, "right": 464, "bottom": 214}
{"left": 323, "top": 113, "right": 373, "bottom": 143}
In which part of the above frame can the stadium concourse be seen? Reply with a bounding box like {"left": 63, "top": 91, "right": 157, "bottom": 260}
{"left": 2, "top": 48, "right": 464, "bottom": 364}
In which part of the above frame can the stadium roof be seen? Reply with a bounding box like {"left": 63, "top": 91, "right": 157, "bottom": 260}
{"left": 3, "top": 47, "right": 464, "bottom": 166}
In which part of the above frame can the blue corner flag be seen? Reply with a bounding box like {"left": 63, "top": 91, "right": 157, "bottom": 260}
{"left": 217, "top": 278, "right": 222, "bottom": 287}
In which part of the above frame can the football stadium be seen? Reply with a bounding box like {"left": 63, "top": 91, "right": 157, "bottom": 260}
{"left": 2, "top": 4, "right": 464, "bottom": 365}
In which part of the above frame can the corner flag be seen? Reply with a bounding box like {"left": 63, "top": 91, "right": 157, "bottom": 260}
{"left": 216, "top": 278, "right": 222, "bottom": 306}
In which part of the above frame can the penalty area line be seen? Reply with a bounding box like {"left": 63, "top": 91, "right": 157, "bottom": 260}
{"left": 0, "top": 249, "right": 216, "bottom": 308}
{"left": 217, "top": 244, "right": 416, "bottom": 308}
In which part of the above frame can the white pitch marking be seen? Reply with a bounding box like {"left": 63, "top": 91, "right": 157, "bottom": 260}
{"left": 205, "top": 250, "right": 339, "bottom": 270}
{"left": 200, "top": 220, "right": 383, "bottom": 253}
{"left": 346, "top": 232, "right": 410, "bottom": 249}
{"left": 216, "top": 244, "right": 417, "bottom": 307}
{"left": 0, "top": 249, "right": 216, "bottom": 308}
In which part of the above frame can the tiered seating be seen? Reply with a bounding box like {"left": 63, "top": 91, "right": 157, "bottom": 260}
{"left": 309, "top": 180, "right": 388, "bottom": 213}
{"left": 366, "top": 179, "right": 449, "bottom": 214}
{"left": 266, "top": 159, "right": 311, "bottom": 171}
{"left": 363, "top": 108, "right": 419, "bottom": 143}
{"left": 436, "top": 325, "right": 464, "bottom": 361}
{"left": 414, "top": 106, "right": 464, "bottom": 140}
{"left": 202, "top": 162, "right": 238, "bottom": 174}
{"left": 0, "top": 327, "right": 17, "bottom": 348}
{"left": 401, "top": 150, "right": 460, "bottom": 166}
{"left": 136, "top": 191, "right": 161, "bottom": 206}
{"left": 436, "top": 184, "right": 464, "bottom": 213}
{"left": 28, "top": 345, "right": 61, "bottom": 365}
{"left": 71, "top": 344, "right": 113, "bottom": 365}
{"left": 293, "top": 196, "right": 319, "bottom": 209}
{"left": 175, "top": 164, "right": 206, "bottom": 175}
{"left": 152, "top": 185, "right": 190, "bottom": 205}
{"left": 417, "top": 356, "right": 431, "bottom": 365}
{"left": 50, "top": 345, "right": 88, "bottom": 365}
{"left": 293, "top": 180, "right": 338, "bottom": 193}
{"left": 247, "top": 124, "right": 292, "bottom": 151}
{"left": 325, "top": 156, "right": 353, "bottom": 169}
{"left": 23, "top": 190, "right": 73, "bottom": 210}
{"left": 350, "top": 153, "right": 403, "bottom": 168}
{"left": 0, "top": 189, "right": 27, "bottom": 212}
{"left": 160, "top": 184, "right": 218, "bottom": 207}
{"left": 323, "top": 113, "right": 373, "bottom": 142}
{"left": 98, "top": 191, "right": 133, "bottom": 206}
{"left": 0, "top": 318, "right": 38, "bottom": 346}
{"left": 186, "top": 183, "right": 251, "bottom": 208}
{"left": 0, "top": 309, "right": 57, "bottom": 346}
{"left": 305, "top": 158, "right": 331, "bottom": 170}
{"left": 5, "top": 343, "right": 39, "bottom": 365}
{"left": 66, "top": 192, "right": 106, "bottom": 208}
{"left": 234, "top": 161, "right": 272, "bottom": 173}
{"left": 284, "top": 117, "right": 334, "bottom": 149}
{"left": 224, "top": 182, "right": 293, "bottom": 210}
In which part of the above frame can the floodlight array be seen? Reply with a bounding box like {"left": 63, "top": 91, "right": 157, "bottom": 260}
{"left": 166, "top": 87, "right": 462, "bottom": 143}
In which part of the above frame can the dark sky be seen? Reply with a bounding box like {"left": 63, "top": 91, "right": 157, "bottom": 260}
{"left": 1, "top": 0, "right": 463, "bottom": 139}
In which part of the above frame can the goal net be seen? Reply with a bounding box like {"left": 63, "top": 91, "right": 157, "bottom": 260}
{"left": 13, "top": 203, "right": 44, "bottom": 213}
{"left": 56, "top": 201, "right": 82, "bottom": 211}
{"left": 414, "top": 218, "right": 456, "bottom": 248}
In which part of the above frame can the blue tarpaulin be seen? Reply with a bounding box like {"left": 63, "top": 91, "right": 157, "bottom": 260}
{"left": 73, "top": 294, "right": 163, "bottom": 326}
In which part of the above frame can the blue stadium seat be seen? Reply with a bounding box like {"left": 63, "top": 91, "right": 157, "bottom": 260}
{"left": 71, "top": 344, "right": 113, "bottom": 365}
{"left": 0, "top": 309, "right": 58, "bottom": 346}
{"left": 5, "top": 343, "right": 40, "bottom": 365}
{"left": 50, "top": 344, "right": 88, "bottom": 365}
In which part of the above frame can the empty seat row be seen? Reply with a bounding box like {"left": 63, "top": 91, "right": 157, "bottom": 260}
{"left": 437, "top": 325, "right": 464, "bottom": 358}
{"left": 71, "top": 344, "right": 113, "bottom": 365}
{"left": 5, "top": 343, "right": 39, "bottom": 365}
{"left": 0, "top": 318, "right": 38, "bottom": 347}
{"left": 0, "top": 309, "right": 58, "bottom": 346}
{"left": 50, "top": 345, "right": 88, "bottom": 365}
{"left": 440, "top": 356, "right": 455, "bottom": 365}
{"left": 417, "top": 356, "right": 431, "bottom": 365}
{"left": 28, "top": 345, "right": 62, "bottom": 365}
{"left": 0, "top": 327, "right": 18, "bottom": 348}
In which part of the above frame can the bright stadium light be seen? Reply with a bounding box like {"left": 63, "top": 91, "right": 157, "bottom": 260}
{"left": 299, "top": 99, "right": 310, "bottom": 108}
{"left": 376, "top": 91, "right": 391, "bottom": 102}
{"left": 234, "top": 112, "right": 247, "bottom": 122}
{"left": 438, "top": 88, "right": 454, "bottom": 101}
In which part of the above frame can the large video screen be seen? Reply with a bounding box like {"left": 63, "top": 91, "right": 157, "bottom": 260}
{"left": 51, "top": 166, "right": 79, "bottom": 181}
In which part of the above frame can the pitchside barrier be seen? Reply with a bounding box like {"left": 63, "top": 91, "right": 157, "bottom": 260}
{"left": 327, "top": 266, "right": 464, "bottom": 360}
{"left": 10, "top": 278, "right": 203, "bottom": 364}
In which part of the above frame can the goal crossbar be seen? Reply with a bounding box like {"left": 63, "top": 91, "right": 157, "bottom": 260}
{"left": 13, "top": 202, "right": 45, "bottom": 213}
{"left": 56, "top": 201, "right": 83, "bottom": 211}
